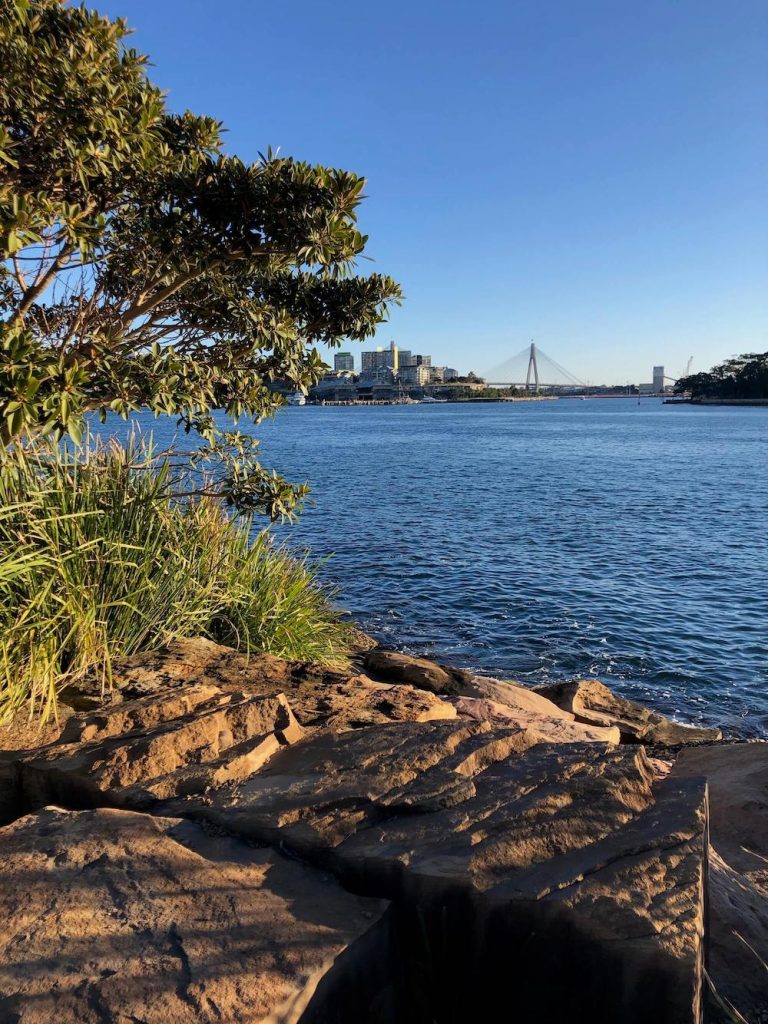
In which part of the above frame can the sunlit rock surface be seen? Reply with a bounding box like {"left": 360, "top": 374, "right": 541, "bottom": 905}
{"left": 537, "top": 677, "right": 723, "bottom": 744}
{"left": 0, "top": 806, "right": 388, "bottom": 1024}
{"left": 0, "top": 640, "right": 716, "bottom": 1023}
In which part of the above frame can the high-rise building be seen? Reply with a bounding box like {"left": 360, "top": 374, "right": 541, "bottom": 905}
{"left": 415, "top": 354, "right": 432, "bottom": 367}
{"left": 398, "top": 349, "right": 414, "bottom": 367}
{"left": 444, "top": 367, "right": 459, "bottom": 380}
{"left": 361, "top": 341, "right": 399, "bottom": 376}
{"left": 389, "top": 340, "right": 399, "bottom": 372}
{"left": 653, "top": 366, "right": 665, "bottom": 393}
{"left": 334, "top": 351, "right": 355, "bottom": 372}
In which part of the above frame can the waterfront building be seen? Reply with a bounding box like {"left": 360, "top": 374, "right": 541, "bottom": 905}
{"left": 398, "top": 364, "right": 431, "bottom": 386}
{"left": 361, "top": 364, "right": 395, "bottom": 383}
{"left": 444, "top": 367, "right": 458, "bottom": 380}
{"left": 334, "top": 351, "right": 355, "bottom": 372}
{"left": 430, "top": 366, "right": 445, "bottom": 383}
{"left": 415, "top": 354, "right": 432, "bottom": 367}
{"left": 360, "top": 350, "right": 378, "bottom": 374}
{"left": 653, "top": 365, "right": 665, "bottom": 393}
{"left": 361, "top": 340, "right": 399, "bottom": 375}
{"left": 398, "top": 349, "right": 414, "bottom": 367}
{"left": 309, "top": 373, "right": 357, "bottom": 402}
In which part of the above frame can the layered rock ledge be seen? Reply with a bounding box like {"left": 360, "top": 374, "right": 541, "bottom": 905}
{"left": 0, "top": 638, "right": 756, "bottom": 1023}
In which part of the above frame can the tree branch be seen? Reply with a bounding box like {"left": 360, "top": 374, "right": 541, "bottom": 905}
{"left": 117, "top": 261, "right": 223, "bottom": 329}
{"left": 10, "top": 243, "right": 74, "bottom": 326}
{"left": 11, "top": 255, "right": 28, "bottom": 291}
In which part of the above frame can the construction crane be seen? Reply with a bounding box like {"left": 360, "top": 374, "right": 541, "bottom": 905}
{"left": 664, "top": 356, "right": 694, "bottom": 384}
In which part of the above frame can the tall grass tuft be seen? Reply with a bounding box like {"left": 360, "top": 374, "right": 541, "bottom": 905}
{"left": 0, "top": 437, "right": 351, "bottom": 725}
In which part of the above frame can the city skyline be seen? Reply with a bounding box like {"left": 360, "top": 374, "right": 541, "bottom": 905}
{"left": 98, "top": 0, "right": 767, "bottom": 384}
{"left": 332, "top": 340, "right": 668, "bottom": 388}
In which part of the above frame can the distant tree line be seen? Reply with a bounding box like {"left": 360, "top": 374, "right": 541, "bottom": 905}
{"left": 675, "top": 352, "right": 768, "bottom": 400}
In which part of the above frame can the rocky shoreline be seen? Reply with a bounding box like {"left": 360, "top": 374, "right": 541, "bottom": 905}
{"left": 1, "top": 638, "right": 765, "bottom": 1023}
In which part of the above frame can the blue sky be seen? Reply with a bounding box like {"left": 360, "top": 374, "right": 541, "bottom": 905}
{"left": 99, "top": 0, "right": 767, "bottom": 384}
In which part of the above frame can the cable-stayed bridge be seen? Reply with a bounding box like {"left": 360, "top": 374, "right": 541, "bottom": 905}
{"left": 484, "top": 343, "right": 586, "bottom": 392}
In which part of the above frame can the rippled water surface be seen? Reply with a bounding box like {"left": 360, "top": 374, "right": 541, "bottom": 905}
{"left": 133, "top": 399, "right": 768, "bottom": 734}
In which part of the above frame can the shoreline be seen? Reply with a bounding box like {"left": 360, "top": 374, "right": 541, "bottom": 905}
{"left": 2, "top": 636, "right": 765, "bottom": 1021}
{"left": 359, "top": 633, "right": 755, "bottom": 739}
{"left": 664, "top": 397, "right": 768, "bottom": 406}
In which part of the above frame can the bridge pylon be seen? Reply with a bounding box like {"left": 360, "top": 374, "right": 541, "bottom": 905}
{"left": 525, "top": 342, "right": 540, "bottom": 394}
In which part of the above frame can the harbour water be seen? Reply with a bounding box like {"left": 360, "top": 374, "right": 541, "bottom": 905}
{"left": 130, "top": 398, "right": 768, "bottom": 735}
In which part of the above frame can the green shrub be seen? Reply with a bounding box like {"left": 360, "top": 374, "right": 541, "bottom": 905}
{"left": 0, "top": 438, "right": 351, "bottom": 725}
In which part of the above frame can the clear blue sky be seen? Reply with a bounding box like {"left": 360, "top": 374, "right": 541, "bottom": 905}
{"left": 98, "top": 0, "right": 767, "bottom": 384}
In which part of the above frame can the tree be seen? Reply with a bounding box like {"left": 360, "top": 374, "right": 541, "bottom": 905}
{"left": 0, "top": 0, "right": 401, "bottom": 517}
{"left": 675, "top": 352, "right": 768, "bottom": 401}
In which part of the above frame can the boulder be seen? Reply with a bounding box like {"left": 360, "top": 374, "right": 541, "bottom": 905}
{"left": 15, "top": 677, "right": 457, "bottom": 818}
{"left": 673, "top": 741, "right": 768, "bottom": 1021}
{"left": 536, "top": 678, "right": 722, "bottom": 745}
{"left": 0, "top": 806, "right": 388, "bottom": 1024}
{"left": 452, "top": 676, "right": 621, "bottom": 743}
{"left": 5, "top": 694, "right": 709, "bottom": 1022}
{"left": 362, "top": 650, "right": 466, "bottom": 694}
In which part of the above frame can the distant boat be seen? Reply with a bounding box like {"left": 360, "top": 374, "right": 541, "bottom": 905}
{"left": 419, "top": 396, "right": 447, "bottom": 404}
{"left": 285, "top": 393, "right": 306, "bottom": 406}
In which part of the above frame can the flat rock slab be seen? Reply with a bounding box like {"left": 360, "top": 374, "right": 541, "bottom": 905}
{"left": 451, "top": 675, "right": 621, "bottom": 743}
{"left": 166, "top": 719, "right": 707, "bottom": 1023}
{"left": 537, "top": 678, "right": 722, "bottom": 744}
{"left": 0, "top": 806, "right": 387, "bottom": 1024}
{"left": 266, "top": 677, "right": 457, "bottom": 732}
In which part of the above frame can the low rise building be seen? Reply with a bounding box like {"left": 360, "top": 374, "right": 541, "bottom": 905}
{"left": 398, "top": 364, "right": 431, "bottom": 386}
{"left": 309, "top": 373, "right": 357, "bottom": 402}
{"left": 361, "top": 365, "right": 395, "bottom": 383}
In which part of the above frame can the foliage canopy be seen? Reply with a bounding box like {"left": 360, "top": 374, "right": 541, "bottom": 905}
{"left": 0, "top": 0, "right": 401, "bottom": 517}
{"left": 675, "top": 352, "right": 768, "bottom": 401}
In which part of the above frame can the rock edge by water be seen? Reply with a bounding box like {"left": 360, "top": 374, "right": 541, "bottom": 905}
{"left": 0, "top": 638, "right": 763, "bottom": 1023}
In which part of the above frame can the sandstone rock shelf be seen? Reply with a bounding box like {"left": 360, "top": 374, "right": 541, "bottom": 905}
{"left": 0, "top": 805, "right": 392, "bottom": 1024}
{"left": 0, "top": 637, "right": 754, "bottom": 1023}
